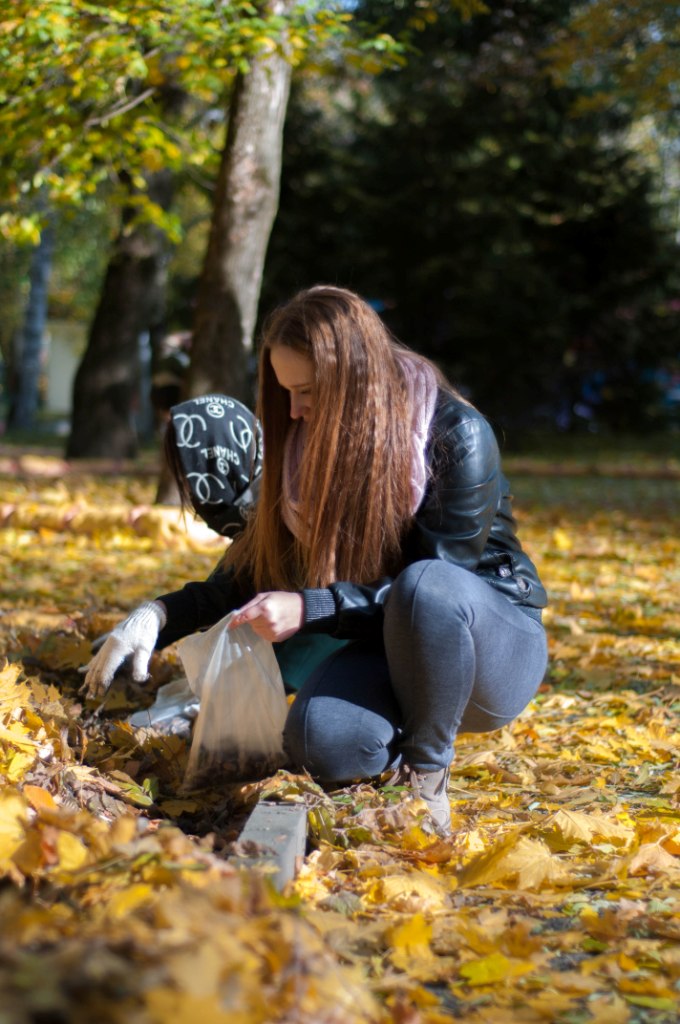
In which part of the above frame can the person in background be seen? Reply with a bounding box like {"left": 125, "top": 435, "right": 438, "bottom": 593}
{"left": 164, "top": 393, "right": 263, "bottom": 537}
{"left": 149, "top": 331, "right": 192, "bottom": 431}
{"left": 83, "top": 286, "right": 548, "bottom": 833}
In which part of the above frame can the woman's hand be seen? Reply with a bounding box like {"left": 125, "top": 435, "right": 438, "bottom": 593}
{"left": 80, "top": 601, "right": 167, "bottom": 699}
{"left": 230, "top": 591, "right": 304, "bottom": 643}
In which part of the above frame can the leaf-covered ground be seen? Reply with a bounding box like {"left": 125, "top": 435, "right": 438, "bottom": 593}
{"left": 0, "top": 447, "right": 678, "bottom": 1024}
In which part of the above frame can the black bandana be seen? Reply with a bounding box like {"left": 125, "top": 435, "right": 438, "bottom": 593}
{"left": 169, "top": 395, "right": 263, "bottom": 535}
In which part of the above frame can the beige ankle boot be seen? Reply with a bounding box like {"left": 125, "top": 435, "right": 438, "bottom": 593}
{"left": 388, "top": 764, "right": 451, "bottom": 833}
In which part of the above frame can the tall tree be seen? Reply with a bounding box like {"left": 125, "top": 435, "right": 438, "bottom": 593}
{"left": 187, "top": 5, "right": 293, "bottom": 406}
{"left": 8, "top": 219, "right": 54, "bottom": 431}
{"left": 66, "top": 171, "right": 173, "bottom": 458}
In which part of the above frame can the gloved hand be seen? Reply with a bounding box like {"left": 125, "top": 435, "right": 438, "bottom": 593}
{"left": 90, "top": 632, "right": 109, "bottom": 655}
{"left": 81, "top": 601, "right": 167, "bottom": 699}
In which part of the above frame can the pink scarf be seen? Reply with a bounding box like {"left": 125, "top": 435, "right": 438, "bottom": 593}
{"left": 281, "top": 352, "right": 439, "bottom": 542}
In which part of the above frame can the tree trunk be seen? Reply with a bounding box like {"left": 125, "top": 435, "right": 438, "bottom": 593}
{"left": 9, "top": 222, "right": 54, "bottom": 432}
{"left": 66, "top": 171, "right": 173, "bottom": 459}
{"left": 187, "top": 3, "right": 293, "bottom": 405}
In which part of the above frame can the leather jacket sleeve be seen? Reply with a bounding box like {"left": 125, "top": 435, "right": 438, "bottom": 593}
{"left": 155, "top": 566, "right": 255, "bottom": 648}
{"left": 404, "top": 409, "right": 501, "bottom": 568}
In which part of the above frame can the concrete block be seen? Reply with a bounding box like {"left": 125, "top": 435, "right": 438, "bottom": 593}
{"left": 233, "top": 801, "right": 308, "bottom": 890}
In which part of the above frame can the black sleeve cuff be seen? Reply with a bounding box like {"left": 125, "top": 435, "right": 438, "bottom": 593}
{"left": 154, "top": 589, "right": 197, "bottom": 648}
{"left": 300, "top": 588, "right": 338, "bottom": 634}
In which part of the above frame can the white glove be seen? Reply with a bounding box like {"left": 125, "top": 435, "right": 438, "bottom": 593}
{"left": 81, "top": 601, "right": 167, "bottom": 699}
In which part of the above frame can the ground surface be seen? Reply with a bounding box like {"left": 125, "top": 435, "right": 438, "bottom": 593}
{"left": 0, "top": 443, "right": 678, "bottom": 1024}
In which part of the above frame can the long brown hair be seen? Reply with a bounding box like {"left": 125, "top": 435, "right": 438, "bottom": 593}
{"left": 225, "top": 286, "right": 452, "bottom": 590}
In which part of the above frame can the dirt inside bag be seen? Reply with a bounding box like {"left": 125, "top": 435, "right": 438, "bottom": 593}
{"left": 176, "top": 614, "right": 288, "bottom": 784}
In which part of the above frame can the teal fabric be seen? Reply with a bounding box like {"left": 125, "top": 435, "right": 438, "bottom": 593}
{"left": 274, "top": 633, "right": 350, "bottom": 691}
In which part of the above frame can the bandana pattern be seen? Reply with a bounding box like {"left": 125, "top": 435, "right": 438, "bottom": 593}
{"left": 169, "top": 395, "right": 263, "bottom": 534}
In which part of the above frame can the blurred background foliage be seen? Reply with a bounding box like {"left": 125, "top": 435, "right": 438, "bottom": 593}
{"left": 262, "top": 0, "right": 680, "bottom": 435}
{"left": 1, "top": 0, "right": 678, "bottom": 446}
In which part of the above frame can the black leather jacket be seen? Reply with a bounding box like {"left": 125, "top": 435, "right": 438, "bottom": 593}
{"left": 156, "top": 392, "right": 546, "bottom": 648}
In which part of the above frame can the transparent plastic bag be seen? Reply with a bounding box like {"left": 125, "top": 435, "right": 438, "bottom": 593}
{"left": 176, "top": 613, "right": 288, "bottom": 785}
{"left": 127, "top": 678, "right": 199, "bottom": 738}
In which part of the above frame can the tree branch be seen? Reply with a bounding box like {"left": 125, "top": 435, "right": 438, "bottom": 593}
{"left": 85, "top": 86, "right": 157, "bottom": 128}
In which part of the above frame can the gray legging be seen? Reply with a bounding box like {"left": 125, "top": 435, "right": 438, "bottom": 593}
{"left": 283, "top": 560, "right": 548, "bottom": 781}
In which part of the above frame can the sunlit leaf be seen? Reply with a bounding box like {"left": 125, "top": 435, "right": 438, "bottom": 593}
{"left": 459, "top": 950, "right": 535, "bottom": 986}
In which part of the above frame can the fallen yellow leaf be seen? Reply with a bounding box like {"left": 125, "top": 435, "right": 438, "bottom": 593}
{"left": 458, "top": 833, "right": 569, "bottom": 889}
{"left": 385, "top": 912, "right": 432, "bottom": 953}
{"left": 55, "top": 830, "right": 89, "bottom": 872}
{"left": 107, "top": 883, "right": 157, "bottom": 921}
{"left": 0, "top": 789, "right": 28, "bottom": 868}
{"left": 459, "top": 951, "right": 534, "bottom": 986}
{"left": 552, "top": 527, "right": 573, "bottom": 551}
{"left": 366, "top": 871, "right": 447, "bottom": 909}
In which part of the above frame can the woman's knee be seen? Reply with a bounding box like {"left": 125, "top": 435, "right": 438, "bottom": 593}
{"left": 385, "top": 560, "right": 474, "bottom": 631}
{"left": 283, "top": 694, "right": 397, "bottom": 783}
